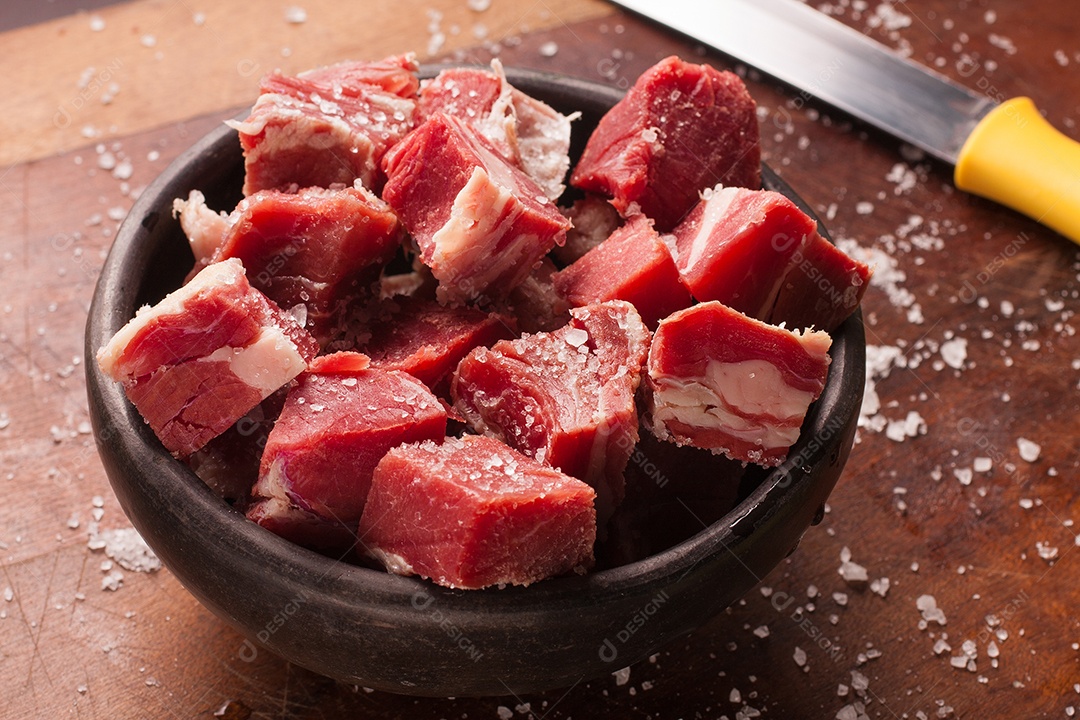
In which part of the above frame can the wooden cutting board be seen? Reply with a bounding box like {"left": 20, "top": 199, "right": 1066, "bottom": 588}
{"left": 1, "top": 1, "right": 1078, "bottom": 718}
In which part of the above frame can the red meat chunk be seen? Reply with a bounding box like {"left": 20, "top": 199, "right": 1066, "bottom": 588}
{"left": 381, "top": 113, "right": 571, "bottom": 304}
{"left": 451, "top": 301, "right": 651, "bottom": 518}
{"left": 767, "top": 231, "right": 872, "bottom": 333}
{"left": 355, "top": 296, "right": 517, "bottom": 394}
{"left": 552, "top": 214, "right": 693, "bottom": 329}
{"left": 96, "top": 258, "right": 319, "bottom": 458}
{"left": 204, "top": 185, "right": 403, "bottom": 345}
{"left": 418, "top": 60, "right": 575, "bottom": 201}
{"left": 646, "top": 301, "right": 832, "bottom": 467}
{"left": 172, "top": 190, "right": 232, "bottom": 267}
{"left": 570, "top": 55, "right": 760, "bottom": 231}
{"left": 230, "top": 56, "right": 418, "bottom": 195}
{"left": 358, "top": 435, "right": 596, "bottom": 589}
{"left": 248, "top": 352, "right": 447, "bottom": 548}
{"left": 670, "top": 185, "right": 817, "bottom": 318}
{"left": 297, "top": 54, "right": 420, "bottom": 99}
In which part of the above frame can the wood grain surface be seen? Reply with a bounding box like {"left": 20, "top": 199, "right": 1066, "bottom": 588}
{"left": 1, "top": 1, "right": 1078, "bottom": 718}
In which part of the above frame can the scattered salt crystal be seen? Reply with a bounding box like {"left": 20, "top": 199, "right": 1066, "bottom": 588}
{"left": 855, "top": 201, "right": 874, "bottom": 215}
{"left": 752, "top": 625, "right": 770, "bottom": 638}
{"left": 89, "top": 15, "right": 105, "bottom": 31}
{"left": 940, "top": 337, "right": 967, "bottom": 369}
{"left": 870, "top": 577, "right": 890, "bottom": 597}
{"left": 793, "top": 646, "right": 807, "bottom": 667}
{"left": 933, "top": 638, "right": 951, "bottom": 655}
{"left": 850, "top": 670, "right": 869, "bottom": 691}
{"left": 916, "top": 595, "right": 947, "bottom": 625}
{"left": 101, "top": 571, "right": 124, "bottom": 591}
{"left": 987, "top": 641, "right": 999, "bottom": 658}
{"left": 140, "top": 34, "right": 157, "bottom": 48}
{"left": 113, "top": 160, "right": 133, "bottom": 181}
{"left": 730, "top": 688, "right": 742, "bottom": 703}
{"left": 193, "top": 11, "right": 206, "bottom": 26}
{"left": 833, "top": 591, "right": 849, "bottom": 606}
{"left": 467, "top": 0, "right": 491, "bottom": 10}
{"left": 613, "top": 667, "right": 631, "bottom": 686}
{"left": 538, "top": 41, "right": 558, "bottom": 57}
{"left": 973, "top": 457, "right": 992, "bottom": 473}
{"left": 1036, "top": 541, "right": 1058, "bottom": 561}
{"left": 949, "top": 655, "right": 968, "bottom": 669}
{"left": 97, "top": 152, "right": 116, "bottom": 171}
{"left": 1017, "top": 438, "right": 1041, "bottom": 462}
{"left": 837, "top": 705, "right": 859, "bottom": 720}
{"left": 497, "top": 706, "right": 514, "bottom": 720}
{"left": 953, "top": 467, "right": 973, "bottom": 486}
{"left": 3, "top": 587, "right": 12, "bottom": 602}
{"left": 284, "top": 6, "right": 307, "bottom": 23}
{"left": 1019, "top": 498, "right": 1034, "bottom": 509}
{"left": 1000, "top": 300, "right": 1014, "bottom": 317}
{"left": 1055, "top": 50, "right": 1070, "bottom": 66}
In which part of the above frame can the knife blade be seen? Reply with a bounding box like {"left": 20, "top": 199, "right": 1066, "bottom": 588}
{"left": 613, "top": 0, "right": 1080, "bottom": 246}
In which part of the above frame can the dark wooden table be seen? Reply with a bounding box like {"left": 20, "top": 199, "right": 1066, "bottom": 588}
{"left": 2, "top": 1, "right": 1078, "bottom": 717}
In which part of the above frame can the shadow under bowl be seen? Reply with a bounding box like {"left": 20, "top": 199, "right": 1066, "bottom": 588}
{"left": 85, "top": 66, "right": 865, "bottom": 697}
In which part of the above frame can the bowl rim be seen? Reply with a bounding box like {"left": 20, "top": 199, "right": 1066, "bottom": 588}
{"left": 85, "top": 65, "right": 865, "bottom": 617}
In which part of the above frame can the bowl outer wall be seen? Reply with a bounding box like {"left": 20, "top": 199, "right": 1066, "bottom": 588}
{"left": 84, "top": 66, "right": 865, "bottom": 697}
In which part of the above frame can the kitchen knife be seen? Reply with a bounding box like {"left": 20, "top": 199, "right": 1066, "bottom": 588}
{"left": 613, "top": 0, "right": 1080, "bottom": 246}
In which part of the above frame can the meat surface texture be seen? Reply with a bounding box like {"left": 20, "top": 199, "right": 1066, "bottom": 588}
{"left": 452, "top": 301, "right": 651, "bottom": 518}
{"left": 570, "top": 55, "right": 760, "bottom": 231}
{"left": 358, "top": 435, "right": 597, "bottom": 589}
{"left": 381, "top": 113, "right": 571, "bottom": 304}
{"left": 230, "top": 55, "right": 419, "bottom": 196}
{"left": 646, "top": 301, "right": 832, "bottom": 467}
{"left": 767, "top": 230, "right": 872, "bottom": 333}
{"left": 553, "top": 213, "right": 692, "bottom": 329}
{"left": 96, "top": 258, "right": 319, "bottom": 459}
{"left": 248, "top": 351, "right": 447, "bottom": 549}
{"left": 418, "top": 60, "right": 575, "bottom": 201}
{"left": 552, "top": 194, "right": 622, "bottom": 267}
{"left": 355, "top": 295, "right": 517, "bottom": 394}
{"left": 204, "top": 185, "right": 403, "bottom": 345}
{"left": 172, "top": 190, "right": 232, "bottom": 266}
{"left": 670, "top": 185, "right": 817, "bottom": 318}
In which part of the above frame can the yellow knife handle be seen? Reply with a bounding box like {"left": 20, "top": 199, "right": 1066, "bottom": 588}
{"left": 955, "top": 97, "right": 1080, "bottom": 246}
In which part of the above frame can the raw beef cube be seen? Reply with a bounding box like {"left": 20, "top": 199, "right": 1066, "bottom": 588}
{"left": 418, "top": 60, "right": 575, "bottom": 200}
{"left": 356, "top": 296, "right": 517, "bottom": 393}
{"left": 553, "top": 214, "right": 692, "bottom": 329}
{"left": 96, "top": 258, "right": 319, "bottom": 458}
{"left": 381, "top": 113, "right": 571, "bottom": 304}
{"left": 358, "top": 435, "right": 596, "bottom": 589}
{"left": 767, "top": 231, "right": 872, "bottom": 333}
{"left": 297, "top": 54, "right": 420, "bottom": 99}
{"left": 570, "top": 55, "right": 760, "bottom": 231}
{"left": 552, "top": 194, "right": 622, "bottom": 266}
{"left": 646, "top": 301, "right": 832, "bottom": 467}
{"left": 670, "top": 185, "right": 816, "bottom": 318}
{"left": 172, "top": 190, "right": 232, "bottom": 266}
{"left": 249, "top": 352, "right": 447, "bottom": 546}
{"left": 206, "top": 185, "right": 403, "bottom": 345}
{"left": 452, "top": 301, "right": 650, "bottom": 517}
{"left": 230, "top": 58, "right": 418, "bottom": 195}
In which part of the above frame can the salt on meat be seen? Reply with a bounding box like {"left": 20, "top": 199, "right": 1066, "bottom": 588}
{"left": 202, "top": 184, "right": 403, "bottom": 345}
{"left": 570, "top": 55, "right": 760, "bottom": 231}
{"left": 96, "top": 258, "right": 319, "bottom": 458}
{"left": 381, "top": 113, "right": 571, "bottom": 304}
{"left": 646, "top": 301, "right": 832, "bottom": 467}
{"left": 418, "top": 59, "right": 575, "bottom": 200}
{"left": 229, "top": 55, "right": 419, "bottom": 195}
{"left": 358, "top": 435, "right": 596, "bottom": 589}
{"left": 552, "top": 213, "right": 692, "bottom": 329}
{"left": 247, "top": 351, "right": 447, "bottom": 548}
{"left": 451, "top": 301, "right": 650, "bottom": 519}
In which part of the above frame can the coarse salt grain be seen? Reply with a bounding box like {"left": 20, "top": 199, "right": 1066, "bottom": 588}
{"left": 1017, "top": 438, "right": 1041, "bottom": 462}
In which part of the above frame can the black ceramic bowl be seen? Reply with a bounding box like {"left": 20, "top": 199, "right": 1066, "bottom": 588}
{"left": 85, "top": 67, "right": 865, "bottom": 697}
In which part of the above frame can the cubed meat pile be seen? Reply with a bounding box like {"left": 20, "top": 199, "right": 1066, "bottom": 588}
{"left": 97, "top": 53, "right": 871, "bottom": 590}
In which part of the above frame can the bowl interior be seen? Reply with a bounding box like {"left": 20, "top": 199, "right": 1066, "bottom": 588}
{"left": 85, "top": 65, "right": 866, "bottom": 696}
